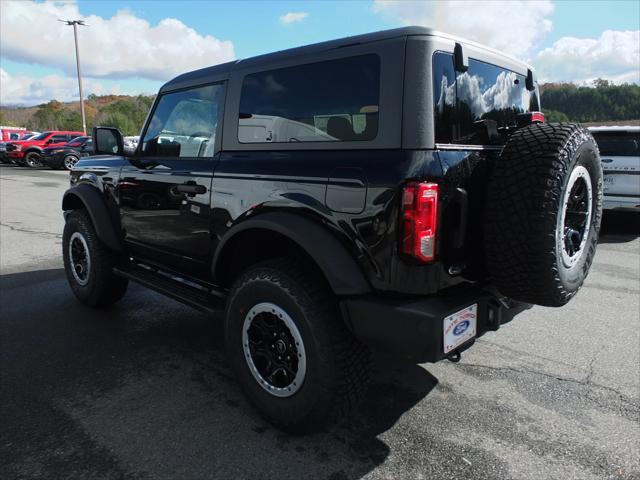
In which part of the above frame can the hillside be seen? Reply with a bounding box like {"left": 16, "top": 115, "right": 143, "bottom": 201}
{"left": 0, "top": 94, "right": 154, "bottom": 136}
{"left": 1, "top": 80, "right": 639, "bottom": 134}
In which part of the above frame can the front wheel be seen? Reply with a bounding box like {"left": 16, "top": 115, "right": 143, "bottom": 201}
{"left": 25, "top": 151, "right": 42, "bottom": 168}
{"left": 63, "top": 210, "right": 129, "bottom": 307}
{"left": 225, "top": 259, "right": 370, "bottom": 432}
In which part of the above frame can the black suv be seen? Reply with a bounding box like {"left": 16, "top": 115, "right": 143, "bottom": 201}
{"left": 62, "top": 27, "right": 603, "bottom": 431}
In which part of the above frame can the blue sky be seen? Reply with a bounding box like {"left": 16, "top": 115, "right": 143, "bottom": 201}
{"left": 1, "top": 0, "right": 639, "bottom": 105}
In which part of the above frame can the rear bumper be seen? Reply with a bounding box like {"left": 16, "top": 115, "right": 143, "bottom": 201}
{"left": 341, "top": 286, "right": 531, "bottom": 363}
{"left": 604, "top": 195, "right": 640, "bottom": 212}
{"left": 7, "top": 151, "right": 24, "bottom": 159}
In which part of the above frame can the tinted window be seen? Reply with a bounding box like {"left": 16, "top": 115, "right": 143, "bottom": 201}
{"left": 141, "top": 84, "right": 224, "bottom": 158}
{"left": 433, "top": 52, "right": 541, "bottom": 145}
{"left": 50, "top": 135, "right": 69, "bottom": 143}
{"left": 238, "top": 54, "right": 380, "bottom": 143}
{"left": 592, "top": 132, "right": 640, "bottom": 156}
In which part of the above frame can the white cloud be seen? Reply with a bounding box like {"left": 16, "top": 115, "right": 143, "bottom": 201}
{"left": 536, "top": 30, "right": 640, "bottom": 84}
{"left": 0, "top": 1, "right": 235, "bottom": 82}
{"left": 0, "top": 68, "right": 139, "bottom": 105}
{"left": 279, "top": 12, "right": 309, "bottom": 25}
{"left": 373, "top": 0, "right": 553, "bottom": 59}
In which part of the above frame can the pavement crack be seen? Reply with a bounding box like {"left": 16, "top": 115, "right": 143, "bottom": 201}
{"left": 458, "top": 362, "right": 639, "bottom": 409}
{"left": 0, "top": 222, "right": 62, "bottom": 239}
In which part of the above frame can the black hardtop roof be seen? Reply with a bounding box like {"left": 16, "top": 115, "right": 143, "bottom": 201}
{"left": 160, "top": 26, "right": 529, "bottom": 93}
{"left": 161, "top": 27, "right": 434, "bottom": 93}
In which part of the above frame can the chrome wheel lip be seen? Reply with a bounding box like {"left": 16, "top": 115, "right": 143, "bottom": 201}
{"left": 559, "top": 165, "right": 593, "bottom": 269}
{"left": 64, "top": 155, "right": 79, "bottom": 170}
{"left": 69, "top": 231, "right": 91, "bottom": 286}
{"left": 242, "top": 302, "right": 306, "bottom": 398}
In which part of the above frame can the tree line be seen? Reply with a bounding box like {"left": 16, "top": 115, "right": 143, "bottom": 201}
{"left": 541, "top": 79, "right": 640, "bottom": 123}
{"left": 0, "top": 79, "right": 638, "bottom": 135}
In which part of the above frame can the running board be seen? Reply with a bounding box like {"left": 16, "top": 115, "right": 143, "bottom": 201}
{"left": 113, "top": 264, "right": 227, "bottom": 315}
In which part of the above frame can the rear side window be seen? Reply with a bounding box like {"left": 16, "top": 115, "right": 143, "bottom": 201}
{"left": 433, "top": 52, "right": 540, "bottom": 145}
{"left": 592, "top": 132, "right": 639, "bottom": 156}
{"left": 238, "top": 54, "right": 380, "bottom": 143}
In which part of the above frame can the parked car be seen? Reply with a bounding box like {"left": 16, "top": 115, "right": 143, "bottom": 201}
{"left": 0, "top": 126, "right": 28, "bottom": 142}
{"left": 0, "top": 132, "right": 38, "bottom": 163}
{"left": 6, "top": 130, "right": 84, "bottom": 167}
{"left": 40, "top": 136, "right": 94, "bottom": 170}
{"left": 62, "top": 26, "right": 602, "bottom": 431}
{"left": 589, "top": 126, "right": 640, "bottom": 212}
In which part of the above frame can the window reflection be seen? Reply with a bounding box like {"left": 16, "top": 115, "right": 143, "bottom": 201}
{"left": 433, "top": 53, "right": 541, "bottom": 145}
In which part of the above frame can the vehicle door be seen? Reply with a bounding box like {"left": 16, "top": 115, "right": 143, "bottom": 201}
{"left": 118, "top": 83, "right": 226, "bottom": 277}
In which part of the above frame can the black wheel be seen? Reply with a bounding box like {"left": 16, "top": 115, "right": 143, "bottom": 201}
{"left": 225, "top": 258, "right": 370, "bottom": 432}
{"left": 25, "top": 151, "right": 42, "bottom": 168}
{"left": 63, "top": 154, "right": 80, "bottom": 170}
{"left": 63, "top": 210, "right": 129, "bottom": 307}
{"left": 485, "top": 123, "right": 603, "bottom": 307}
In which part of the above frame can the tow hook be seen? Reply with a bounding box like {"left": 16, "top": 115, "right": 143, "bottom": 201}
{"left": 446, "top": 350, "right": 461, "bottom": 363}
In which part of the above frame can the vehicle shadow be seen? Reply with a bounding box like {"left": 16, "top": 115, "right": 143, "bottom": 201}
{"left": 1, "top": 268, "right": 438, "bottom": 480}
{"left": 598, "top": 211, "right": 640, "bottom": 244}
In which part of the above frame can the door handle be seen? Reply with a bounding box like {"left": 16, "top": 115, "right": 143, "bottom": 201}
{"left": 175, "top": 183, "right": 207, "bottom": 195}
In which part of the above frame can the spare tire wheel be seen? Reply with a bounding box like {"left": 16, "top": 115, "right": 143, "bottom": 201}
{"left": 485, "top": 123, "right": 603, "bottom": 307}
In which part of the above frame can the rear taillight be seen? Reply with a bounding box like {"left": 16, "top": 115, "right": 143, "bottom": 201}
{"left": 517, "top": 111, "right": 545, "bottom": 126}
{"left": 401, "top": 182, "right": 439, "bottom": 263}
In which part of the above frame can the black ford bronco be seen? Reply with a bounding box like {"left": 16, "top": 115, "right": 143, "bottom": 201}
{"left": 62, "top": 27, "right": 603, "bottom": 431}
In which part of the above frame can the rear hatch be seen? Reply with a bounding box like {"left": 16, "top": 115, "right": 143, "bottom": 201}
{"left": 430, "top": 52, "right": 542, "bottom": 282}
{"left": 590, "top": 129, "right": 640, "bottom": 199}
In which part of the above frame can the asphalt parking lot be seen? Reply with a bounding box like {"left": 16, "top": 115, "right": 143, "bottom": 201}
{"left": 1, "top": 164, "right": 639, "bottom": 480}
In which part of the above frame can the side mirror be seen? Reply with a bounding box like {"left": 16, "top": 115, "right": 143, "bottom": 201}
{"left": 92, "top": 126, "right": 124, "bottom": 156}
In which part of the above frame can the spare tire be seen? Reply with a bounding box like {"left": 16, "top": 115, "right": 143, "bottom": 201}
{"left": 485, "top": 123, "right": 602, "bottom": 307}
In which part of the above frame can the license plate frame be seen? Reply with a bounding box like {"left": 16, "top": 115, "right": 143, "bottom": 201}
{"left": 443, "top": 304, "right": 478, "bottom": 354}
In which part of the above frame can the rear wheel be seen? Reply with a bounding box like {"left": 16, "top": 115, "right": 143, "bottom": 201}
{"left": 485, "top": 123, "right": 603, "bottom": 306}
{"left": 63, "top": 154, "right": 80, "bottom": 170}
{"left": 225, "top": 259, "right": 370, "bottom": 432}
{"left": 25, "top": 151, "right": 42, "bottom": 168}
{"left": 63, "top": 210, "right": 128, "bottom": 307}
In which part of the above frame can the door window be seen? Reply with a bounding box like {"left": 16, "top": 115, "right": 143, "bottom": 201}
{"left": 141, "top": 84, "right": 224, "bottom": 158}
{"left": 50, "top": 135, "right": 69, "bottom": 144}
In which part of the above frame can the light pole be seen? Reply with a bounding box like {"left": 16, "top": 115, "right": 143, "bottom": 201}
{"left": 60, "top": 19, "right": 87, "bottom": 134}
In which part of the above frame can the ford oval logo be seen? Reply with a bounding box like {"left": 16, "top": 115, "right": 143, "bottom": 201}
{"left": 453, "top": 320, "right": 470, "bottom": 336}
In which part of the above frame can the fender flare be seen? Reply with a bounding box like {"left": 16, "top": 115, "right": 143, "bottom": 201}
{"left": 62, "top": 184, "right": 123, "bottom": 251}
{"left": 213, "top": 212, "right": 371, "bottom": 296}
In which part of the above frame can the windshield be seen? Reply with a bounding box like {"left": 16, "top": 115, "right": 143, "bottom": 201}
{"left": 592, "top": 132, "right": 639, "bottom": 156}
{"left": 30, "top": 132, "right": 51, "bottom": 141}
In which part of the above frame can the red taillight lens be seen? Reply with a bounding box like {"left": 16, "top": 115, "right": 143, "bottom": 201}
{"left": 530, "top": 111, "right": 545, "bottom": 123}
{"left": 401, "top": 182, "right": 439, "bottom": 263}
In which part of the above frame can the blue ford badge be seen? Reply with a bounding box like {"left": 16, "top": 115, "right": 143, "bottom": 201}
{"left": 453, "top": 320, "right": 470, "bottom": 336}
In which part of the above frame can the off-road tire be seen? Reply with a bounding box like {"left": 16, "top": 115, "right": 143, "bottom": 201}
{"left": 25, "top": 151, "right": 42, "bottom": 168}
{"left": 63, "top": 210, "right": 128, "bottom": 307}
{"left": 225, "top": 258, "right": 370, "bottom": 432}
{"left": 485, "top": 123, "right": 602, "bottom": 307}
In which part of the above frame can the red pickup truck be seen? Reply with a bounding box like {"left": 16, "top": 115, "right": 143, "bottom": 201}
{"left": 6, "top": 130, "right": 85, "bottom": 167}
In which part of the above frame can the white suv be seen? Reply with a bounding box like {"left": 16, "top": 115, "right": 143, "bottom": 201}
{"left": 590, "top": 126, "right": 640, "bottom": 211}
